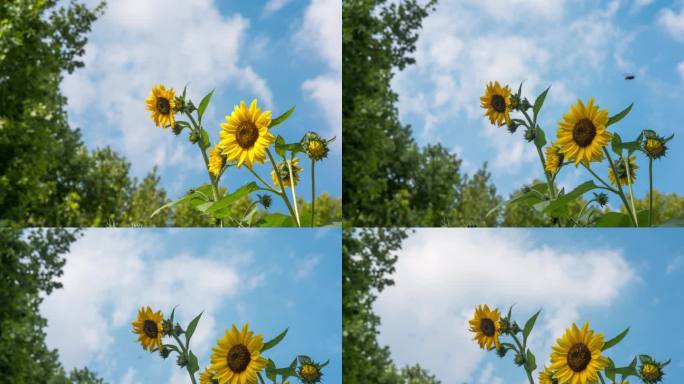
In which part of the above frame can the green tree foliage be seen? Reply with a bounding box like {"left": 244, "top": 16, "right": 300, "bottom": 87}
{"left": 625, "top": 190, "right": 684, "bottom": 226}
{"left": 0, "top": 228, "right": 107, "bottom": 383}
{"left": 343, "top": 228, "right": 440, "bottom": 384}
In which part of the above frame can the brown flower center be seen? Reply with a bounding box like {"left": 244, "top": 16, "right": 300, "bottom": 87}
{"left": 566, "top": 343, "right": 592, "bottom": 372}
{"left": 227, "top": 344, "right": 251, "bottom": 373}
{"left": 572, "top": 118, "right": 597, "bottom": 147}
{"left": 143, "top": 320, "right": 158, "bottom": 338}
{"left": 491, "top": 95, "right": 506, "bottom": 113}
{"left": 156, "top": 97, "right": 171, "bottom": 115}
{"left": 236, "top": 122, "right": 259, "bottom": 149}
{"left": 480, "top": 318, "right": 495, "bottom": 337}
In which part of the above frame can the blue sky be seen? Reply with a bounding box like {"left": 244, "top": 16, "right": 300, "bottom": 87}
{"left": 375, "top": 228, "right": 684, "bottom": 383}
{"left": 393, "top": 0, "right": 684, "bottom": 200}
{"left": 61, "top": 0, "right": 340, "bottom": 215}
{"left": 40, "top": 228, "right": 341, "bottom": 384}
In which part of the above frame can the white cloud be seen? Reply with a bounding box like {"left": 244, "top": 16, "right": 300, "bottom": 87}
{"left": 41, "top": 230, "right": 258, "bottom": 373}
{"left": 392, "top": 1, "right": 623, "bottom": 178}
{"left": 659, "top": 4, "right": 684, "bottom": 42}
{"left": 120, "top": 368, "right": 140, "bottom": 384}
{"left": 263, "top": 0, "right": 292, "bottom": 17}
{"left": 375, "top": 229, "right": 637, "bottom": 383}
{"left": 666, "top": 255, "right": 684, "bottom": 274}
{"left": 62, "top": 0, "right": 273, "bottom": 175}
{"left": 630, "top": 0, "right": 655, "bottom": 14}
{"left": 678, "top": 61, "right": 684, "bottom": 82}
{"left": 295, "top": 0, "right": 342, "bottom": 141}
{"left": 295, "top": 255, "right": 321, "bottom": 280}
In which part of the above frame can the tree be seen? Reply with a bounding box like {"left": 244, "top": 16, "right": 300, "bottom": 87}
{"left": 343, "top": 228, "right": 440, "bottom": 384}
{"left": 0, "top": 228, "right": 107, "bottom": 383}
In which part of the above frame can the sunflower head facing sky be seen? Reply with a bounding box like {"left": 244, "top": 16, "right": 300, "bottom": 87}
{"left": 608, "top": 155, "right": 639, "bottom": 186}
{"left": 271, "top": 157, "right": 302, "bottom": 188}
{"left": 210, "top": 323, "right": 268, "bottom": 384}
{"left": 468, "top": 304, "right": 502, "bottom": 350}
{"left": 480, "top": 81, "right": 512, "bottom": 127}
{"left": 549, "top": 322, "right": 609, "bottom": 384}
{"left": 132, "top": 306, "right": 164, "bottom": 352}
{"left": 218, "top": 99, "right": 275, "bottom": 169}
{"left": 145, "top": 84, "right": 177, "bottom": 128}
{"left": 555, "top": 98, "right": 611, "bottom": 166}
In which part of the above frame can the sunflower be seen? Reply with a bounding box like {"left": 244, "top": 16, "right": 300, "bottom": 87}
{"left": 271, "top": 158, "right": 302, "bottom": 188}
{"left": 639, "top": 358, "right": 666, "bottom": 383}
{"left": 299, "top": 362, "right": 322, "bottom": 384}
{"left": 200, "top": 367, "right": 218, "bottom": 384}
{"left": 480, "top": 81, "right": 512, "bottom": 127}
{"left": 132, "top": 306, "right": 164, "bottom": 352}
{"left": 539, "top": 366, "right": 558, "bottom": 384}
{"left": 210, "top": 323, "right": 268, "bottom": 384}
{"left": 549, "top": 322, "right": 609, "bottom": 384}
{"left": 218, "top": 99, "right": 275, "bottom": 169}
{"left": 545, "top": 146, "right": 564, "bottom": 175}
{"left": 644, "top": 137, "right": 667, "bottom": 159}
{"left": 145, "top": 84, "right": 177, "bottom": 128}
{"left": 208, "top": 145, "right": 226, "bottom": 177}
{"left": 468, "top": 304, "right": 501, "bottom": 350}
{"left": 555, "top": 98, "right": 611, "bottom": 166}
{"left": 608, "top": 155, "right": 638, "bottom": 186}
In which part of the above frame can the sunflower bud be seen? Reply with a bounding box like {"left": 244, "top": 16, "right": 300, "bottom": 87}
{"left": 301, "top": 132, "right": 330, "bottom": 161}
{"left": 524, "top": 126, "right": 536, "bottom": 142}
{"left": 176, "top": 353, "right": 188, "bottom": 368}
{"left": 174, "top": 323, "right": 184, "bottom": 337}
{"left": 510, "top": 322, "right": 521, "bottom": 334}
{"left": 160, "top": 345, "right": 172, "bottom": 359}
{"left": 496, "top": 345, "right": 508, "bottom": 358}
{"left": 639, "top": 355, "right": 668, "bottom": 384}
{"left": 162, "top": 319, "right": 174, "bottom": 336}
{"left": 643, "top": 136, "right": 667, "bottom": 160}
{"left": 257, "top": 194, "right": 272, "bottom": 209}
{"left": 595, "top": 192, "right": 609, "bottom": 207}
{"left": 189, "top": 131, "right": 200, "bottom": 144}
{"left": 172, "top": 123, "right": 184, "bottom": 136}
{"left": 298, "top": 362, "right": 323, "bottom": 384}
{"left": 172, "top": 96, "right": 187, "bottom": 113}
{"left": 507, "top": 119, "right": 523, "bottom": 134}
{"left": 514, "top": 352, "right": 526, "bottom": 366}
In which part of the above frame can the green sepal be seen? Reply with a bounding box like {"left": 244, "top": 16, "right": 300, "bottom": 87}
{"left": 197, "top": 89, "right": 215, "bottom": 121}
{"left": 602, "top": 327, "right": 629, "bottom": 351}
{"left": 606, "top": 103, "right": 633, "bottom": 127}
{"left": 269, "top": 105, "right": 296, "bottom": 129}
{"left": 261, "top": 328, "right": 288, "bottom": 353}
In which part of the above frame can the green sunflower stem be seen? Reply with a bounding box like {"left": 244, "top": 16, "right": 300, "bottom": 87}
{"left": 311, "top": 158, "right": 316, "bottom": 227}
{"left": 266, "top": 149, "right": 299, "bottom": 227}
{"left": 604, "top": 148, "right": 637, "bottom": 227}
{"left": 172, "top": 333, "right": 198, "bottom": 384}
{"left": 582, "top": 164, "right": 618, "bottom": 194}
{"left": 649, "top": 157, "right": 654, "bottom": 227}
{"left": 510, "top": 333, "right": 535, "bottom": 384}
{"left": 622, "top": 156, "right": 638, "bottom": 225}
{"left": 521, "top": 109, "right": 556, "bottom": 200}
{"left": 287, "top": 153, "right": 301, "bottom": 227}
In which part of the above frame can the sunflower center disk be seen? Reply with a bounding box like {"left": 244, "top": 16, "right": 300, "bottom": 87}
{"left": 236, "top": 122, "right": 259, "bottom": 149}
{"left": 156, "top": 98, "right": 171, "bottom": 115}
{"left": 491, "top": 95, "right": 506, "bottom": 113}
{"left": 479, "top": 318, "right": 496, "bottom": 337}
{"left": 227, "top": 344, "right": 251, "bottom": 373}
{"left": 572, "top": 118, "right": 597, "bottom": 147}
{"left": 566, "top": 343, "right": 592, "bottom": 372}
{"left": 143, "top": 320, "right": 158, "bottom": 338}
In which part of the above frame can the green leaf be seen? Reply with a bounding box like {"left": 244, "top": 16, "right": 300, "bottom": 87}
{"left": 544, "top": 181, "right": 599, "bottom": 218}
{"left": 188, "top": 350, "right": 199, "bottom": 374}
{"left": 197, "top": 89, "right": 215, "bottom": 121}
{"left": 525, "top": 349, "right": 537, "bottom": 372}
{"left": 269, "top": 106, "right": 296, "bottom": 129}
{"left": 607, "top": 103, "right": 633, "bottom": 127}
{"left": 611, "top": 133, "right": 623, "bottom": 156}
{"left": 596, "top": 212, "right": 632, "bottom": 227}
{"left": 533, "top": 86, "right": 550, "bottom": 121}
{"left": 486, "top": 182, "right": 548, "bottom": 217}
{"left": 602, "top": 327, "right": 629, "bottom": 351}
{"left": 274, "top": 135, "right": 304, "bottom": 157}
{"left": 260, "top": 213, "right": 294, "bottom": 227}
{"left": 185, "top": 311, "right": 203, "bottom": 344}
{"left": 199, "top": 128, "right": 211, "bottom": 150}
{"left": 150, "top": 185, "right": 213, "bottom": 217}
{"left": 265, "top": 359, "right": 277, "bottom": 382}
{"left": 605, "top": 358, "right": 616, "bottom": 381}
{"left": 523, "top": 309, "right": 541, "bottom": 344}
{"left": 262, "top": 328, "right": 288, "bottom": 353}
{"left": 534, "top": 125, "right": 547, "bottom": 149}
{"left": 205, "top": 182, "right": 262, "bottom": 215}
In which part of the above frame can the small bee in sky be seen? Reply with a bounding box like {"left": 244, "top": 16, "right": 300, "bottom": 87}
{"left": 624, "top": 73, "right": 635, "bottom": 80}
